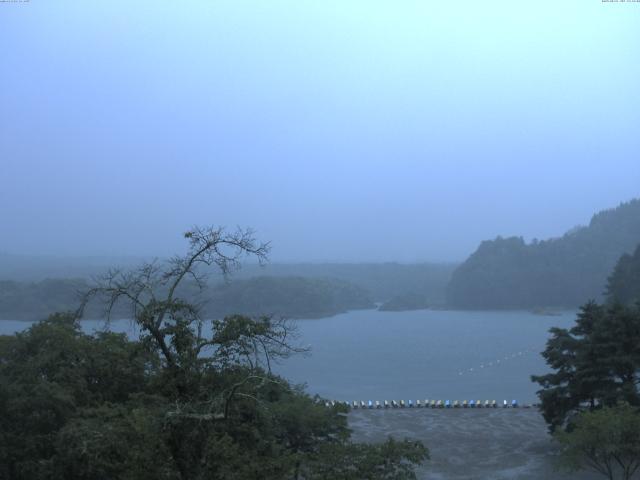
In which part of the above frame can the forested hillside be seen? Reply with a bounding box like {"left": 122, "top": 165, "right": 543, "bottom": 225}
{"left": 0, "top": 257, "right": 456, "bottom": 306}
{"left": 0, "top": 276, "right": 373, "bottom": 321}
{"left": 447, "top": 199, "right": 640, "bottom": 309}
{"left": 206, "top": 276, "right": 373, "bottom": 319}
{"left": 606, "top": 243, "right": 640, "bottom": 305}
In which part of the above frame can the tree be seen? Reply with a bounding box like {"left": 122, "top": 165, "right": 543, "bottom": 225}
{"left": 0, "top": 226, "right": 428, "bottom": 480}
{"left": 532, "top": 302, "right": 640, "bottom": 432}
{"left": 555, "top": 406, "right": 640, "bottom": 480}
{"left": 0, "top": 313, "right": 155, "bottom": 480}
{"left": 607, "top": 244, "right": 640, "bottom": 306}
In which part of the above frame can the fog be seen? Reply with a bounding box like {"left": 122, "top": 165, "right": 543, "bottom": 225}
{"left": 1, "top": 1, "right": 639, "bottom": 262}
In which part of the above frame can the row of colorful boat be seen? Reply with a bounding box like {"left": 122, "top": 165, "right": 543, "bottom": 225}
{"left": 326, "top": 399, "right": 531, "bottom": 409}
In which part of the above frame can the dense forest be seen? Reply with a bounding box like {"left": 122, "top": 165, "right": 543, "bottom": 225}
{"left": 0, "top": 276, "right": 373, "bottom": 321}
{"left": 447, "top": 199, "right": 640, "bottom": 309}
{"left": 606, "top": 244, "right": 640, "bottom": 306}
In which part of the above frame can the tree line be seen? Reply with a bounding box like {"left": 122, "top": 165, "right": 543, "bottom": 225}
{"left": 447, "top": 199, "right": 640, "bottom": 309}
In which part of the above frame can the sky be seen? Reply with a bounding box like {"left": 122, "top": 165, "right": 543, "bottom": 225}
{"left": 1, "top": 1, "right": 639, "bottom": 262}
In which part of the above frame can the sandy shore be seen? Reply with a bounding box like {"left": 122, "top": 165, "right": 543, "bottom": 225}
{"left": 349, "top": 408, "right": 601, "bottom": 480}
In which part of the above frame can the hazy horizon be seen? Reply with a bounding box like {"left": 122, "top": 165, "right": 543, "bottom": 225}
{"left": 2, "top": 1, "right": 639, "bottom": 262}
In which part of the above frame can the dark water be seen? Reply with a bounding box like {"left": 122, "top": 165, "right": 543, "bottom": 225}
{"left": 274, "top": 309, "right": 576, "bottom": 404}
{"left": 0, "top": 309, "right": 575, "bottom": 404}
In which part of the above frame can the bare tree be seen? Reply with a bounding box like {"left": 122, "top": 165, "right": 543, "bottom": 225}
{"left": 78, "top": 226, "right": 305, "bottom": 398}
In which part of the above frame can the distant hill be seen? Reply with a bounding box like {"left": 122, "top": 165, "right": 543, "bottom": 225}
{"left": 231, "top": 262, "right": 457, "bottom": 305}
{"left": 0, "top": 276, "right": 374, "bottom": 321}
{"left": 0, "top": 255, "right": 456, "bottom": 306}
{"left": 446, "top": 199, "right": 640, "bottom": 309}
{"left": 204, "top": 276, "right": 374, "bottom": 319}
{"left": 378, "top": 292, "right": 430, "bottom": 312}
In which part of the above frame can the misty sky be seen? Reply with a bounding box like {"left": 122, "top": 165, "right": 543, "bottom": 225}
{"left": 1, "top": 1, "right": 639, "bottom": 262}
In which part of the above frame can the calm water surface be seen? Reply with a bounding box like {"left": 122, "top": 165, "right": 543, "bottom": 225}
{"left": 1, "top": 309, "right": 576, "bottom": 403}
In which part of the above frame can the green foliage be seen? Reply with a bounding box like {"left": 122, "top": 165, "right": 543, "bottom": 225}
{"left": 532, "top": 302, "right": 640, "bottom": 432}
{"left": 448, "top": 199, "right": 640, "bottom": 309}
{"left": 0, "top": 313, "right": 155, "bottom": 480}
{"left": 607, "top": 244, "right": 640, "bottom": 306}
{"left": 0, "top": 227, "right": 428, "bottom": 479}
{"left": 555, "top": 406, "right": 640, "bottom": 480}
{"left": 0, "top": 312, "right": 428, "bottom": 480}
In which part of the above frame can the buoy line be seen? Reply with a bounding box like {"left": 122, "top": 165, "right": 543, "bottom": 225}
{"left": 456, "top": 346, "right": 539, "bottom": 376}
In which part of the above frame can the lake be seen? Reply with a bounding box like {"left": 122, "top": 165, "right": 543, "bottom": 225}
{"left": 0, "top": 309, "right": 575, "bottom": 404}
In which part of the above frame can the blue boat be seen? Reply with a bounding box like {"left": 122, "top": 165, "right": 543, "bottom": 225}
{"left": 511, "top": 400, "right": 518, "bottom": 408}
{"left": 470, "top": 400, "right": 476, "bottom": 408}
{"left": 445, "top": 400, "right": 451, "bottom": 408}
